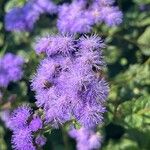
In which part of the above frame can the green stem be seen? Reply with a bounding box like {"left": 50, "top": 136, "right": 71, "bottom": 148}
{"left": 61, "top": 127, "right": 70, "bottom": 150}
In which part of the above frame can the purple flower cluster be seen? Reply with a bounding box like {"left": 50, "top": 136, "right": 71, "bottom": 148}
{"left": 9, "top": 105, "right": 46, "bottom": 150}
{"left": 32, "top": 34, "right": 109, "bottom": 129}
{"left": 69, "top": 127, "right": 101, "bottom": 150}
{"left": 0, "top": 53, "right": 24, "bottom": 87}
{"left": 5, "top": 0, "right": 57, "bottom": 31}
{"left": 57, "top": 0, "right": 123, "bottom": 33}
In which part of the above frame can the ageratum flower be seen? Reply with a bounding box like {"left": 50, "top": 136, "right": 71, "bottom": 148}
{"left": 12, "top": 127, "right": 36, "bottom": 150}
{"left": 10, "top": 106, "right": 46, "bottom": 149}
{"left": 69, "top": 127, "right": 101, "bottom": 150}
{"left": 35, "top": 34, "right": 75, "bottom": 56}
{"left": 32, "top": 0, "right": 57, "bottom": 14}
{"left": 57, "top": 0, "right": 93, "bottom": 33}
{"left": 32, "top": 34, "right": 109, "bottom": 129}
{"left": 90, "top": 2, "right": 123, "bottom": 26}
{"left": 57, "top": 0, "right": 122, "bottom": 33}
{"left": 9, "top": 105, "right": 32, "bottom": 131}
{"left": 0, "top": 53, "right": 24, "bottom": 87}
{"left": 5, "top": 0, "right": 57, "bottom": 31}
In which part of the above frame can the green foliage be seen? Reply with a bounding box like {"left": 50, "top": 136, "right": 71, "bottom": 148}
{"left": 138, "top": 27, "right": 150, "bottom": 55}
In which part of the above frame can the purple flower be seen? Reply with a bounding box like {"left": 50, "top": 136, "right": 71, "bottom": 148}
{"left": 12, "top": 127, "right": 35, "bottom": 150}
{"left": 69, "top": 127, "right": 102, "bottom": 150}
{"left": 35, "top": 34, "right": 76, "bottom": 56}
{"left": 32, "top": 34, "right": 109, "bottom": 129}
{"left": 75, "top": 103, "right": 106, "bottom": 128}
{"left": 10, "top": 105, "right": 45, "bottom": 149}
{"left": 5, "top": 0, "right": 57, "bottom": 32}
{"left": 57, "top": 0, "right": 93, "bottom": 33}
{"left": 57, "top": 0, "right": 122, "bottom": 33}
{"left": 32, "top": 0, "right": 57, "bottom": 14}
{"left": 100, "top": 6, "right": 123, "bottom": 26}
{"left": 78, "top": 35, "right": 105, "bottom": 51}
{"left": 34, "top": 36, "right": 51, "bottom": 54}
{"left": 0, "top": 53, "right": 24, "bottom": 87}
{"left": 9, "top": 105, "right": 32, "bottom": 130}
{"left": 5, "top": 4, "right": 39, "bottom": 32}
{"left": 35, "top": 135, "right": 47, "bottom": 147}
{"left": 29, "top": 116, "right": 43, "bottom": 132}
{"left": 97, "top": 0, "right": 115, "bottom": 5}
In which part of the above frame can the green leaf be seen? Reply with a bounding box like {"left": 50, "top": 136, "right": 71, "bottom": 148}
{"left": 116, "top": 95, "right": 150, "bottom": 129}
{"left": 138, "top": 27, "right": 150, "bottom": 56}
{"left": 134, "top": 0, "right": 150, "bottom": 5}
{"left": 102, "top": 138, "right": 139, "bottom": 150}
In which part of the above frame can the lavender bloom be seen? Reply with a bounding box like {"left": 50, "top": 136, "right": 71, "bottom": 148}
{"left": 10, "top": 105, "right": 45, "bottom": 149}
{"left": 32, "top": 34, "right": 109, "bottom": 129}
{"left": 29, "top": 116, "right": 43, "bottom": 132}
{"left": 57, "top": 0, "right": 122, "bottom": 33}
{"left": 90, "top": 2, "right": 123, "bottom": 26}
{"left": 34, "top": 35, "right": 75, "bottom": 56}
{"left": 57, "top": 0, "right": 93, "bottom": 33}
{"left": 5, "top": 2, "right": 39, "bottom": 32}
{"left": 5, "top": 7, "right": 29, "bottom": 31}
{"left": 9, "top": 105, "right": 32, "bottom": 130}
{"left": 97, "top": 0, "right": 115, "bottom": 5}
{"left": 12, "top": 127, "right": 36, "bottom": 150}
{"left": 69, "top": 127, "right": 101, "bottom": 150}
{"left": 78, "top": 35, "right": 105, "bottom": 51}
{"left": 100, "top": 6, "right": 123, "bottom": 26}
{"left": 0, "top": 53, "right": 24, "bottom": 87}
{"left": 76, "top": 104, "right": 106, "bottom": 128}
{"left": 5, "top": 0, "right": 57, "bottom": 31}
{"left": 35, "top": 135, "right": 47, "bottom": 147}
{"left": 32, "top": 0, "right": 57, "bottom": 14}
{"left": 34, "top": 36, "right": 51, "bottom": 54}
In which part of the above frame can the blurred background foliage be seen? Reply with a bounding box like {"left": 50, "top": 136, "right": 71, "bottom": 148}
{"left": 0, "top": 0, "right": 150, "bottom": 149}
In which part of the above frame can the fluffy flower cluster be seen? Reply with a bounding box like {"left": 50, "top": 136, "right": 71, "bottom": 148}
{"left": 32, "top": 34, "right": 109, "bottom": 129}
{"left": 5, "top": 0, "right": 57, "bottom": 31}
{"left": 57, "top": 0, "right": 123, "bottom": 33}
{"left": 69, "top": 127, "right": 101, "bottom": 150}
{"left": 0, "top": 53, "right": 24, "bottom": 87}
{"left": 9, "top": 105, "right": 46, "bottom": 150}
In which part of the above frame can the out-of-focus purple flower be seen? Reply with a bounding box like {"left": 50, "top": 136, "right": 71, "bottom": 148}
{"left": 69, "top": 127, "right": 101, "bottom": 150}
{"left": 5, "top": 7, "right": 28, "bottom": 31}
{"left": 100, "top": 6, "right": 123, "bottom": 26}
{"left": 32, "top": 0, "right": 57, "bottom": 14}
{"left": 0, "top": 110, "right": 11, "bottom": 128}
{"left": 57, "top": 0, "right": 122, "bottom": 33}
{"left": 5, "top": 0, "right": 57, "bottom": 31}
{"left": 57, "top": 0, "right": 93, "bottom": 33}
{"left": 35, "top": 135, "right": 47, "bottom": 147}
{"left": 5, "top": 2, "right": 40, "bottom": 32}
{"left": 32, "top": 34, "right": 109, "bottom": 129}
{"left": 0, "top": 53, "right": 24, "bottom": 87}
{"left": 29, "top": 116, "right": 43, "bottom": 132}
{"left": 97, "top": 0, "right": 115, "bottom": 5}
